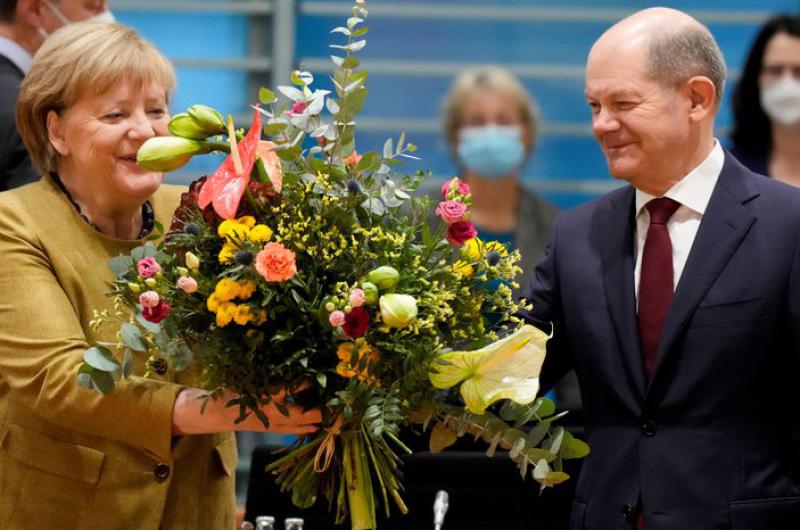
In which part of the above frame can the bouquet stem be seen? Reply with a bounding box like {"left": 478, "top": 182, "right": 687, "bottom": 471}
{"left": 343, "top": 430, "right": 377, "bottom": 530}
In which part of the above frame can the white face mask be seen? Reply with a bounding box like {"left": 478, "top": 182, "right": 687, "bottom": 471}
{"left": 42, "top": 1, "right": 115, "bottom": 33}
{"left": 761, "top": 76, "right": 800, "bottom": 127}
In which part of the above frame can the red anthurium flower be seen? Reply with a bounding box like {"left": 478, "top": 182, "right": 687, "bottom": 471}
{"left": 198, "top": 108, "right": 262, "bottom": 219}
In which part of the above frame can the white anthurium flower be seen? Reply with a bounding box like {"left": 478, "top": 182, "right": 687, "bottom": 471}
{"left": 429, "top": 324, "right": 550, "bottom": 414}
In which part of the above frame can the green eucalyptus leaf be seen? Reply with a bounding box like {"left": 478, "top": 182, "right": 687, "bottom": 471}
{"left": 263, "top": 122, "right": 287, "bottom": 136}
{"left": 91, "top": 370, "right": 115, "bottom": 395}
{"left": 84, "top": 346, "right": 120, "bottom": 372}
{"left": 342, "top": 55, "right": 360, "bottom": 70}
{"left": 355, "top": 151, "right": 382, "bottom": 173}
{"left": 108, "top": 255, "right": 132, "bottom": 278}
{"left": 121, "top": 323, "right": 147, "bottom": 352}
{"left": 562, "top": 437, "right": 591, "bottom": 459}
{"left": 351, "top": 27, "right": 369, "bottom": 37}
{"left": 122, "top": 349, "right": 135, "bottom": 378}
{"left": 534, "top": 397, "right": 556, "bottom": 418}
{"left": 316, "top": 372, "right": 327, "bottom": 388}
{"left": 526, "top": 421, "right": 550, "bottom": 448}
{"left": 259, "top": 87, "right": 277, "bottom": 104}
{"left": 136, "top": 311, "right": 161, "bottom": 334}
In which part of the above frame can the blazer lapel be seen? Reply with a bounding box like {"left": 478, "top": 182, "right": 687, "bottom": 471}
{"left": 600, "top": 187, "right": 647, "bottom": 399}
{"left": 648, "top": 154, "right": 758, "bottom": 392}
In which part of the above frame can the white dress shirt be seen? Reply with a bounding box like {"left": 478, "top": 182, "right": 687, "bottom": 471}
{"left": 0, "top": 36, "right": 31, "bottom": 74}
{"left": 634, "top": 141, "right": 724, "bottom": 305}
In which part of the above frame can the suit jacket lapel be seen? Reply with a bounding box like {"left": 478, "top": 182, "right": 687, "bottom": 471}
{"left": 648, "top": 154, "right": 758, "bottom": 392}
{"left": 600, "top": 187, "right": 647, "bottom": 400}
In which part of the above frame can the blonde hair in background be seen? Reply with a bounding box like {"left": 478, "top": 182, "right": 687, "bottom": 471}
{"left": 17, "top": 22, "right": 176, "bottom": 176}
{"left": 442, "top": 65, "right": 539, "bottom": 152}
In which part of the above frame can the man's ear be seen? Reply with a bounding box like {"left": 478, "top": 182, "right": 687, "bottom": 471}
{"left": 15, "top": 0, "right": 46, "bottom": 27}
{"left": 47, "top": 109, "right": 69, "bottom": 156}
{"left": 685, "top": 75, "right": 717, "bottom": 123}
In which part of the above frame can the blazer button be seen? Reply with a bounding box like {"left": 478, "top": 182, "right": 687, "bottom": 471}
{"left": 621, "top": 503, "right": 635, "bottom": 523}
{"left": 641, "top": 419, "right": 657, "bottom": 437}
{"left": 154, "top": 463, "right": 170, "bottom": 481}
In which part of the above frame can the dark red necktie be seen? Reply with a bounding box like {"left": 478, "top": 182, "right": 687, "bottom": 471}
{"left": 637, "top": 197, "right": 681, "bottom": 379}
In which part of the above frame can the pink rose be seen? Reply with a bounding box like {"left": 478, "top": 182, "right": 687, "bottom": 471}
{"left": 446, "top": 221, "right": 478, "bottom": 246}
{"left": 436, "top": 200, "right": 469, "bottom": 224}
{"left": 139, "top": 290, "right": 160, "bottom": 308}
{"left": 137, "top": 257, "right": 161, "bottom": 278}
{"left": 142, "top": 300, "right": 172, "bottom": 323}
{"left": 441, "top": 178, "right": 471, "bottom": 200}
{"left": 349, "top": 288, "right": 366, "bottom": 308}
{"left": 329, "top": 310, "right": 346, "bottom": 327}
{"left": 176, "top": 276, "right": 198, "bottom": 294}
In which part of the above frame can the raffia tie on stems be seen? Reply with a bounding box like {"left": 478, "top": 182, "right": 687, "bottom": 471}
{"left": 314, "top": 415, "right": 345, "bottom": 473}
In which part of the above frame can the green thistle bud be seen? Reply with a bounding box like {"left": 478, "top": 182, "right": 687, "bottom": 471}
{"left": 188, "top": 105, "right": 226, "bottom": 136}
{"left": 137, "top": 136, "right": 205, "bottom": 172}
{"left": 128, "top": 282, "right": 141, "bottom": 293}
{"left": 366, "top": 266, "right": 399, "bottom": 291}
{"left": 144, "top": 278, "right": 157, "bottom": 288}
{"left": 360, "top": 282, "right": 379, "bottom": 304}
{"left": 379, "top": 293, "right": 418, "bottom": 329}
{"left": 168, "top": 113, "right": 210, "bottom": 140}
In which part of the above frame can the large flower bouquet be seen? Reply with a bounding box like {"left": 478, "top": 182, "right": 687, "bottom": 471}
{"left": 78, "top": 3, "right": 587, "bottom": 528}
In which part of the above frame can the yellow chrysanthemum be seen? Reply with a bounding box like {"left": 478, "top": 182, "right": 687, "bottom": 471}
{"left": 461, "top": 237, "right": 483, "bottom": 261}
{"left": 238, "top": 281, "right": 256, "bottom": 300}
{"left": 485, "top": 240, "right": 509, "bottom": 257}
{"left": 248, "top": 224, "right": 274, "bottom": 243}
{"left": 214, "top": 278, "right": 240, "bottom": 302}
{"left": 217, "top": 219, "right": 250, "bottom": 241}
{"left": 233, "top": 304, "right": 252, "bottom": 326}
{"left": 206, "top": 293, "right": 222, "bottom": 312}
{"left": 453, "top": 259, "right": 474, "bottom": 278}
{"left": 218, "top": 243, "right": 237, "bottom": 265}
{"left": 215, "top": 302, "right": 236, "bottom": 327}
{"left": 237, "top": 216, "right": 256, "bottom": 228}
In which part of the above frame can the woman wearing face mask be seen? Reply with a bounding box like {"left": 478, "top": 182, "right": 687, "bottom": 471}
{"left": 38, "top": 0, "right": 115, "bottom": 39}
{"left": 730, "top": 14, "right": 800, "bottom": 185}
{"left": 440, "top": 65, "right": 559, "bottom": 284}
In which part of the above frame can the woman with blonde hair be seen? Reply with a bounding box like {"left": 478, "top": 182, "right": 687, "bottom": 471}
{"left": 0, "top": 22, "right": 319, "bottom": 529}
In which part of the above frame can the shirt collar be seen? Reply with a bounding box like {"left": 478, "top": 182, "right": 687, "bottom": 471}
{"left": 0, "top": 36, "right": 32, "bottom": 74}
{"left": 635, "top": 140, "right": 724, "bottom": 217}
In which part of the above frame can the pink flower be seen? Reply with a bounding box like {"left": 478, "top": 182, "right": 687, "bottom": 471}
{"left": 436, "top": 200, "right": 469, "bottom": 224}
{"left": 139, "top": 290, "right": 160, "bottom": 308}
{"left": 446, "top": 221, "right": 478, "bottom": 246}
{"left": 329, "top": 310, "right": 346, "bottom": 327}
{"left": 255, "top": 242, "right": 297, "bottom": 282}
{"left": 142, "top": 300, "right": 172, "bottom": 323}
{"left": 441, "top": 178, "right": 471, "bottom": 200}
{"left": 349, "top": 288, "right": 366, "bottom": 308}
{"left": 176, "top": 276, "right": 198, "bottom": 294}
{"left": 137, "top": 257, "right": 161, "bottom": 278}
{"left": 290, "top": 101, "right": 308, "bottom": 114}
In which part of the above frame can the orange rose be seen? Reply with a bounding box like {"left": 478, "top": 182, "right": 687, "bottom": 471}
{"left": 255, "top": 242, "right": 297, "bottom": 282}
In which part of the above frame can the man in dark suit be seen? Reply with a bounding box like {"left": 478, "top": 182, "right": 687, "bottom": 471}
{"left": 522, "top": 7, "right": 800, "bottom": 530}
{"left": 0, "top": 0, "right": 111, "bottom": 190}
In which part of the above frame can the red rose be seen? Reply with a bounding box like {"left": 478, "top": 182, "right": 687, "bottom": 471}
{"left": 446, "top": 221, "right": 478, "bottom": 246}
{"left": 342, "top": 306, "right": 370, "bottom": 338}
{"left": 142, "top": 300, "right": 172, "bottom": 323}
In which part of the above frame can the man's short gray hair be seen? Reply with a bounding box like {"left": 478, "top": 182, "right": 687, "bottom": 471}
{"left": 647, "top": 25, "right": 727, "bottom": 105}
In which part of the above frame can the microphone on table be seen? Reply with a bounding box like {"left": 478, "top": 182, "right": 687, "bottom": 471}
{"left": 433, "top": 489, "right": 449, "bottom": 530}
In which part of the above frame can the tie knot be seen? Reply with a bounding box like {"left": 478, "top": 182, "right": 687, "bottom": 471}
{"left": 646, "top": 197, "right": 681, "bottom": 225}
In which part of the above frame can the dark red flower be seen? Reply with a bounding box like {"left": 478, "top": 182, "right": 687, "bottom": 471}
{"left": 170, "top": 176, "right": 219, "bottom": 231}
{"left": 142, "top": 300, "right": 172, "bottom": 324}
{"left": 342, "top": 306, "right": 370, "bottom": 338}
{"left": 446, "top": 221, "right": 478, "bottom": 246}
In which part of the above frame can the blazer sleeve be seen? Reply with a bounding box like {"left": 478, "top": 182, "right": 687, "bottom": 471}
{"left": 518, "top": 213, "right": 574, "bottom": 392}
{"left": 0, "top": 206, "right": 182, "bottom": 462}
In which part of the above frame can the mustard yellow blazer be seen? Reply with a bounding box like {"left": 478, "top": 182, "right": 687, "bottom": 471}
{"left": 0, "top": 177, "right": 237, "bottom": 530}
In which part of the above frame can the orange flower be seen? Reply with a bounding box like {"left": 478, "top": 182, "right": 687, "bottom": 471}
{"left": 255, "top": 242, "right": 297, "bottom": 282}
{"left": 344, "top": 150, "right": 362, "bottom": 168}
{"left": 335, "top": 341, "right": 380, "bottom": 383}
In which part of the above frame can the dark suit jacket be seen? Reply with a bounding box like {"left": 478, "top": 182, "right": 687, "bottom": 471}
{"left": 521, "top": 151, "right": 800, "bottom": 530}
{"left": 0, "top": 54, "right": 37, "bottom": 191}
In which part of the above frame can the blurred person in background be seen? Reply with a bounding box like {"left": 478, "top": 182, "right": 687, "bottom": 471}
{"left": 730, "top": 14, "right": 800, "bottom": 185}
{"left": 0, "top": 0, "right": 113, "bottom": 191}
{"left": 440, "top": 66, "right": 581, "bottom": 412}
{"left": 0, "top": 22, "right": 319, "bottom": 530}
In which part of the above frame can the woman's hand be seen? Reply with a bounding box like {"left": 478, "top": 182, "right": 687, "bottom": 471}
{"left": 172, "top": 384, "right": 321, "bottom": 436}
